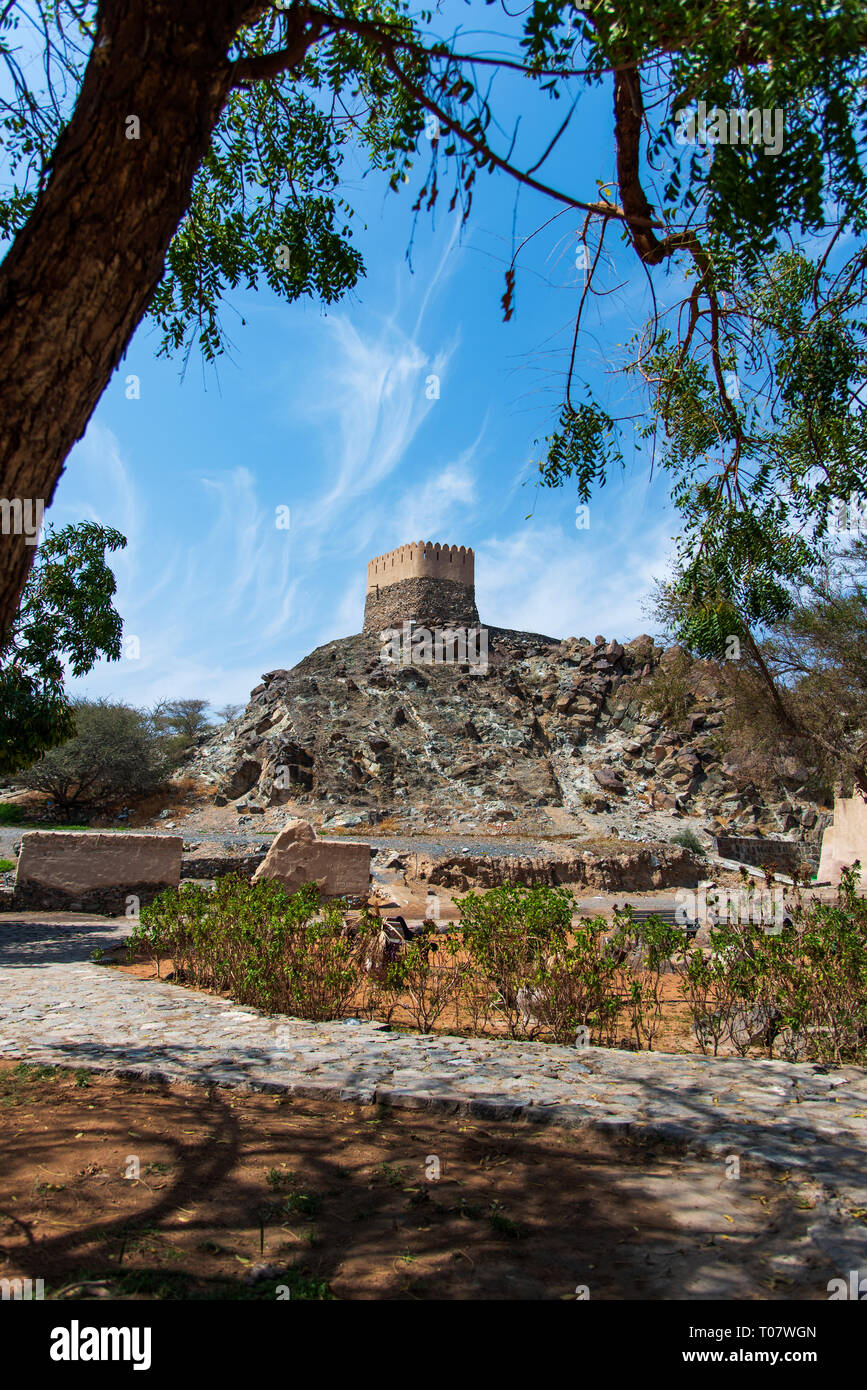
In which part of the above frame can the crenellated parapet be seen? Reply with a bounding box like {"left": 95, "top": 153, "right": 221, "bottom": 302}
{"left": 366, "top": 541, "right": 474, "bottom": 592}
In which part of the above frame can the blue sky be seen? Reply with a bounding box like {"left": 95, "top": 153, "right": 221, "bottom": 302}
{"left": 47, "top": 12, "right": 682, "bottom": 712}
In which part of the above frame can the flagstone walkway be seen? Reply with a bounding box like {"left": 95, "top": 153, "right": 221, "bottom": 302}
{"left": 2, "top": 911, "right": 866, "bottom": 1270}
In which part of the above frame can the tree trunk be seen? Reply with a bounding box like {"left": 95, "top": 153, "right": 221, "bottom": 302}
{"left": 0, "top": 0, "right": 263, "bottom": 640}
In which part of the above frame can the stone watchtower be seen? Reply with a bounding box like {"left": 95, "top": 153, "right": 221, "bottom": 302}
{"left": 363, "top": 541, "right": 480, "bottom": 634}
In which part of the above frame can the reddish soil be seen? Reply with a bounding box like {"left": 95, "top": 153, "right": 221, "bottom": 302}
{"left": 0, "top": 1060, "right": 836, "bottom": 1300}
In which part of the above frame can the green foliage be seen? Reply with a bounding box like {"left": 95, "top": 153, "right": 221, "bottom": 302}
{"left": 130, "top": 5, "right": 426, "bottom": 361}
{"left": 151, "top": 698, "right": 214, "bottom": 764}
{"left": 641, "top": 250, "right": 867, "bottom": 659}
{"left": 670, "top": 829, "right": 705, "bottom": 857}
{"left": 487, "top": 1201, "right": 526, "bottom": 1240}
{"left": 656, "top": 538, "right": 867, "bottom": 796}
{"left": 0, "top": 802, "right": 23, "bottom": 825}
{"left": 1, "top": 1, "right": 865, "bottom": 626}
{"left": 681, "top": 867, "right": 867, "bottom": 1064}
{"left": 379, "top": 924, "right": 464, "bottom": 1033}
{"left": 534, "top": 397, "right": 620, "bottom": 501}
{"left": 119, "top": 874, "right": 867, "bottom": 1065}
{"left": 457, "top": 883, "right": 575, "bottom": 1035}
{"left": 14, "top": 699, "right": 169, "bottom": 815}
{"left": 0, "top": 522, "right": 126, "bottom": 776}
{"left": 130, "top": 876, "right": 373, "bottom": 1021}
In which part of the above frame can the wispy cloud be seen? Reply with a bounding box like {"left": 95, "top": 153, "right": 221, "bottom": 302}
{"left": 477, "top": 512, "right": 676, "bottom": 641}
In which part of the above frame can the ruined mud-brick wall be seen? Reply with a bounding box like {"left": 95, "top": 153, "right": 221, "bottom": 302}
{"left": 363, "top": 542, "right": 479, "bottom": 633}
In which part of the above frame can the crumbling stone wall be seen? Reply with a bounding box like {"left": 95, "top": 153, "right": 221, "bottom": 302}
{"left": 363, "top": 576, "right": 480, "bottom": 634}
{"left": 714, "top": 835, "right": 817, "bottom": 874}
{"left": 181, "top": 854, "right": 267, "bottom": 880}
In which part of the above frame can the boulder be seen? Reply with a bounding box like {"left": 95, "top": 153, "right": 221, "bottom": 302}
{"left": 593, "top": 767, "right": 626, "bottom": 794}
{"left": 252, "top": 818, "right": 370, "bottom": 899}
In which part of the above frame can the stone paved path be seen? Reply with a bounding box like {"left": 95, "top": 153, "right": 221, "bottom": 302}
{"left": 2, "top": 912, "right": 866, "bottom": 1269}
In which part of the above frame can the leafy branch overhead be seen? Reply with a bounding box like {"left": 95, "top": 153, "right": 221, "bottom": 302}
{"left": 1, "top": 2, "right": 866, "bottom": 637}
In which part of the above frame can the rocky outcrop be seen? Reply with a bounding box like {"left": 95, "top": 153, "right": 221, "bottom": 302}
{"left": 182, "top": 626, "right": 829, "bottom": 847}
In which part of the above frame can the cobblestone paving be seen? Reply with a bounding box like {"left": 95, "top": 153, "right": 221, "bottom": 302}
{"left": 2, "top": 912, "right": 866, "bottom": 1269}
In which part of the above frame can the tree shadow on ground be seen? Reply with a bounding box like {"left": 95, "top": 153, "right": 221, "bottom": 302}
{"left": 0, "top": 1057, "right": 840, "bottom": 1300}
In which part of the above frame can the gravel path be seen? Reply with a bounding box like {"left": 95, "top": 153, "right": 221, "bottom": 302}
{"left": 2, "top": 910, "right": 866, "bottom": 1271}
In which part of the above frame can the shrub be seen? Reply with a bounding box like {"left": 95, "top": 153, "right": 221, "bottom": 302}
{"left": 520, "top": 916, "right": 624, "bottom": 1045}
{"left": 610, "top": 909, "right": 691, "bottom": 1049}
{"left": 129, "top": 875, "right": 376, "bottom": 1021}
{"left": 123, "top": 869, "right": 867, "bottom": 1067}
{"left": 457, "top": 884, "right": 576, "bottom": 1037}
{"left": 670, "top": 828, "right": 705, "bottom": 856}
{"left": 15, "top": 700, "right": 169, "bottom": 816}
{"left": 639, "top": 648, "right": 695, "bottom": 728}
{"left": 677, "top": 866, "right": 867, "bottom": 1064}
{"left": 0, "top": 802, "right": 23, "bottom": 825}
{"left": 380, "top": 924, "right": 466, "bottom": 1033}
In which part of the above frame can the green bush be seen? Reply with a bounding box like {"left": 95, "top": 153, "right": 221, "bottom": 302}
{"left": 0, "top": 802, "right": 23, "bottom": 825}
{"left": 678, "top": 866, "right": 867, "bottom": 1064}
{"left": 379, "top": 925, "right": 466, "bottom": 1033}
{"left": 128, "top": 874, "right": 375, "bottom": 1021}
{"left": 670, "top": 829, "right": 705, "bottom": 856}
{"left": 457, "top": 884, "right": 576, "bottom": 1037}
{"left": 123, "top": 872, "right": 867, "bottom": 1066}
{"left": 15, "top": 700, "right": 169, "bottom": 817}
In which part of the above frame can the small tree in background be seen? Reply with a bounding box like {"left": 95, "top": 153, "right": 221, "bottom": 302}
{"left": 15, "top": 699, "right": 168, "bottom": 819}
{"left": 151, "top": 697, "right": 213, "bottom": 763}
{"left": 652, "top": 541, "right": 867, "bottom": 801}
{"left": 214, "top": 703, "right": 242, "bottom": 724}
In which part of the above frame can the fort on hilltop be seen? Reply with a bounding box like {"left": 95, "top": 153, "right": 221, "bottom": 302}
{"left": 363, "top": 541, "right": 480, "bottom": 634}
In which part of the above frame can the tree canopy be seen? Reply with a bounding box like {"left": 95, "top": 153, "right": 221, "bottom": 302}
{"left": 15, "top": 698, "right": 170, "bottom": 816}
{"left": 0, "top": 521, "right": 126, "bottom": 775}
{"left": 1, "top": 1, "right": 865, "bottom": 638}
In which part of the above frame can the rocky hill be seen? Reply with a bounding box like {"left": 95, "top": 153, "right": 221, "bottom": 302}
{"left": 183, "top": 626, "right": 829, "bottom": 852}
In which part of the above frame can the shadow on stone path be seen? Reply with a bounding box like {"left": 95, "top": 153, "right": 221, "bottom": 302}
{"left": 2, "top": 911, "right": 866, "bottom": 1273}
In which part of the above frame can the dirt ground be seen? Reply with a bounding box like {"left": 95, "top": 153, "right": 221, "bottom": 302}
{"left": 0, "top": 1060, "right": 838, "bottom": 1300}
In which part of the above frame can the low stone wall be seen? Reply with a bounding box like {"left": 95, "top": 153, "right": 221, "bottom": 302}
{"left": 714, "top": 835, "right": 814, "bottom": 875}
{"left": 418, "top": 844, "right": 701, "bottom": 893}
{"left": 181, "top": 854, "right": 267, "bottom": 880}
{"left": 11, "top": 880, "right": 174, "bottom": 914}
{"left": 12, "top": 831, "right": 182, "bottom": 914}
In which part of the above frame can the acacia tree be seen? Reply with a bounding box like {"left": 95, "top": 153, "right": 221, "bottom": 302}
{"left": 150, "top": 697, "right": 214, "bottom": 761}
{"left": 15, "top": 698, "right": 169, "bottom": 816}
{"left": 1, "top": 0, "right": 866, "bottom": 639}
